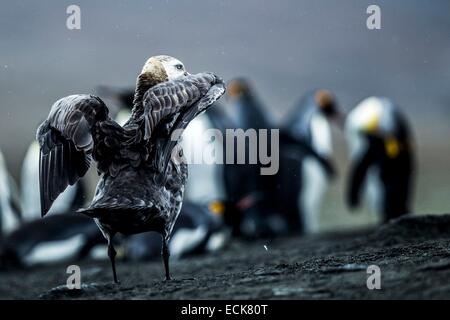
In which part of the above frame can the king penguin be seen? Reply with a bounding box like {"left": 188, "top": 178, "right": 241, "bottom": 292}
{"left": 0, "top": 213, "right": 104, "bottom": 269}
{"left": 223, "top": 78, "right": 282, "bottom": 238}
{"left": 124, "top": 201, "right": 227, "bottom": 261}
{"left": 279, "top": 89, "right": 341, "bottom": 233}
{"left": 345, "top": 96, "right": 415, "bottom": 223}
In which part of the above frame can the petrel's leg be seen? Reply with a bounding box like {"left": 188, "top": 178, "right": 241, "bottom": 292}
{"left": 107, "top": 234, "right": 119, "bottom": 284}
{"left": 161, "top": 236, "right": 171, "bottom": 281}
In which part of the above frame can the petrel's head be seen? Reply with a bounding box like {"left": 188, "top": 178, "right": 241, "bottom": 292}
{"left": 133, "top": 55, "right": 190, "bottom": 107}
{"left": 141, "top": 55, "right": 189, "bottom": 82}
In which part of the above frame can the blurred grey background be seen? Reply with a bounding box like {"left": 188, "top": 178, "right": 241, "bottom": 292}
{"left": 1, "top": 0, "right": 449, "bottom": 229}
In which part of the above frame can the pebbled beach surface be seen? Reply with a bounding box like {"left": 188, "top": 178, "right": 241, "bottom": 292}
{"left": 1, "top": 214, "right": 450, "bottom": 300}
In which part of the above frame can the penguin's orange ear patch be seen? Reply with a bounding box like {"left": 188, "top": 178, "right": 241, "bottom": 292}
{"left": 209, "top": 201, "right": 225, "bottom": 216}
{"left": 385, "top": 137, "right": 400, "bottom": 158}
{"left": 227, "top": 80, "right": 249, "bottom": 98}
{"left": 314, "top": 90, "right": 333, "bottom": 109}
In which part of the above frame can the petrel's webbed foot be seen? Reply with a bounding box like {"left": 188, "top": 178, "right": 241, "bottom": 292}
{"left": 161, "top": 237, "right": 171, "bottom": 281}
{"left": 107, "top": 236, "right": 120, "bottom": 284}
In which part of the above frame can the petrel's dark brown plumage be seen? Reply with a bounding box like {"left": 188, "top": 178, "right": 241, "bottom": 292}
{"left": 36, "top": 55, "right": 225, "bottom": 283}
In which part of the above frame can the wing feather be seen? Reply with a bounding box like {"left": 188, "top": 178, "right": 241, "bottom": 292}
{"left": 154, "top": 78, "right": 226, "bottom": 175}
{"left": 140, "top": 73, "right": 222, "bottom": 141}
{"left": 36, "top": 94, "right": 110, "bottom": 216}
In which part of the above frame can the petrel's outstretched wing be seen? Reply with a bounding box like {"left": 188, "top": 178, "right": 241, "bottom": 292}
{"left": 138, "top": 73, "right": 225, "bottom": 173}
{"left": 36, "top": 95, "right": 114, "bottom": 217}
{"left": 155, "top": 80, "right": 226, "bottom": 174}
{"left": 140, "top": 73, "right": 224, "bottom": 141}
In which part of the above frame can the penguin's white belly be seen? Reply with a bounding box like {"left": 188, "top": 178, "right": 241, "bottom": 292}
{"left": 169, "top": 226, "right": 208, "bottom": 259}
{"left": 300, "top": 158, "right": 327, "bottom": 233}
{"left": 182, "top": 114, "right": 225, "bottom": 203}
{"left": 22, "top": 234, "right": 87, "bottom": 267}
{"left": 205, "top": 230, "right": 229, "bottom": 253}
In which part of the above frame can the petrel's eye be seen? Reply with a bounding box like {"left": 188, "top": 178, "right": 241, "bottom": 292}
{"left": 175, "top": 64, "right": 183, "bottom": 70}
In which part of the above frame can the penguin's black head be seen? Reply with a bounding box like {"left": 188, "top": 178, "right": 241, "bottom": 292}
{"left": 315, "top": 89, "right": 339, "bottom": 118}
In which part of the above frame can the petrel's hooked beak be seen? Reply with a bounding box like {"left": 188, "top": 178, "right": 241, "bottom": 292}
{"left": 184, "top": 71, "right": 190, "bottom": 76}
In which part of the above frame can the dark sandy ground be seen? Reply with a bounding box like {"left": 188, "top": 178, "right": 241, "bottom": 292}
{"left": 1, "top": 214, "right": 450, "bottom": 300}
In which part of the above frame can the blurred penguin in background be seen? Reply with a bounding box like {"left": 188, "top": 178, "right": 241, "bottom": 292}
{"left": 223, "top": 78, "right": 281, "bottom": 238}
{"left": 124, "top": 201, "right": 227, "bottom": 261}
{"left": 279, "top": 89, "right": 342, "bottom": 234}
{"left": 0, "top": 150, "right": 21, "bottom": 239}
{"left": 345, "top": 97, "right": 415, "bottom": 223}
{"left": 0, "top": 213, "right": 104, "bottom": 269}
